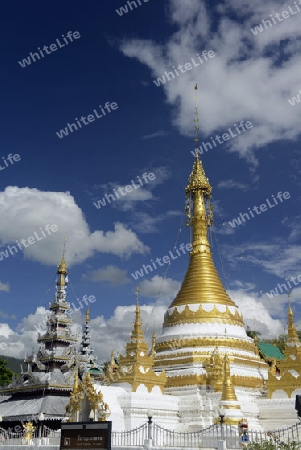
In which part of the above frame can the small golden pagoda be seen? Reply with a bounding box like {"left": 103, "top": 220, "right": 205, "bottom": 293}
{"left": 110, "top": 288, "right": 166, "bottom": 393}
{"left": 217, "top": 355, "right": 243, "bottom": 425}
{"left": 268, "top": 300, "right": 301, "bottom": 398}
{"left": 105, "top": 351, "right": 119, "bottom": 378}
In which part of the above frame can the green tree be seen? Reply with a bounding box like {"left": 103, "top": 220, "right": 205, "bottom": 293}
{"left": 0, "top": 357, "right": 13, "bottom": 386}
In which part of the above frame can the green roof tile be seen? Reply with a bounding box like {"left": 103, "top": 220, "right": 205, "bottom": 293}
{"left": 258, "top": 343, "right": 285, "bottom": 360}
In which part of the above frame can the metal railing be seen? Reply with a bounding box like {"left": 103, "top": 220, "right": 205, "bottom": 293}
{"left": 0, "top": 421, "right": 300, "bottom": 448}
{"left": 152, "top": 423, "right": 240, "bottom": 448}
{"left": 0, "top": 426, "right": 61, "bottom": 446}
{"left": 112, "top": 422, "right": 148, "bottom": 447}
{"left": 248, "top": 421, "right": 301, "bottom": 444}
{"left": 111, "top": 421, "right": 301, "bottom": 448}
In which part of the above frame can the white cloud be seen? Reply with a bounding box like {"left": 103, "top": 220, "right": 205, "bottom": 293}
{"left": 0, "top": 282, "right": 9, "bottom": 292}
{"left": 217, "top": 180, "right": 249, "bottom": 190}
{"left": 141, "top": 130, "right": 169, "bottom": 140}
{"left": 228, "top": 289, "right": 284, "bottom": 338}
{"left": 130, "top": 210, "right": 180, "bottom": 233}
{"left": 225, "top": 241, "right": 301, "bottom": 278}
{"left": 118, "top": 0, "right": 301, "bottom": 163}
{"left": 0, "top": 275, "right": 180, "bottom": 362}
{"left": 91, "top": 166, "right": 171, "bottom": 212}
{"left": 0, "top": 186, "right": 149, "bottom": 265}
{"left": 139, "top": 275, "right": 181, "bottom": 300}
{"left": 0, "top": 284, "right": 292, "bottom": 362}
{"left": 83, "top": 265, "right": 130, "bottom": 286}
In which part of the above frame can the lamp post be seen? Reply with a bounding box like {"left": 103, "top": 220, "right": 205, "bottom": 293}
{"left": 217, "top": 408, "right": 227, "bottom": 450}
{"left": 143, "top": 409, "right": 153, "bottom": 450}
{"left": 218, "top": 408, "right": 225, "bottom": 439}
{"left": 147, "top": 409, "right": 153, "bottom": 440}
{"left": 37, "top": 413, "right": 44, "bottom": 446}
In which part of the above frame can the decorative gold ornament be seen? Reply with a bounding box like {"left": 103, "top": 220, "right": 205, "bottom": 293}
{"left": 66, "top": 371, "right": 109, "bottom": 421}
{"left": 206, "top": 347, "right": 224, "bottom": 391}
{"left": 164, "top": 303, "right": 244, "bottom": 327}
{"left": 23, "top": 422, "right": 35, "bottom": 444}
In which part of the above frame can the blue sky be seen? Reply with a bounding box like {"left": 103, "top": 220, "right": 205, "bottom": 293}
{"left": 0, "top": 0, "right": 300, "bottom": 361}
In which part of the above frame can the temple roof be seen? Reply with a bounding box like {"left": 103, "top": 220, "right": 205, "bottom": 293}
{"left": 0, "top": 394, "right": 70, "bottom": 421}
{"left": 258, "top": 343, "right": 284, "bottom": 361}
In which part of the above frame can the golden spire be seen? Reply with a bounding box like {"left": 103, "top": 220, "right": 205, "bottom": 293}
{"left": 165, "top": 87, "right": 239, "bottom": 312}
{"left": 221, "top": 355, "right": 238, "bottom": 402}
{"left": 194, "top": 84, "right": 199, "bottom": 154}
{"left": 287, "top": 293, "right": 299, "bottom": 345}
{"left": 110, "top": 351, "right": 115, "bottom": 366}
{"left": 57, "top": 234, "right": 68, "bottom": 287}
{"left": 167, "top": 90, "right": 238, "bottom": 308}
{"left": 132, "top": 286, "right": 143, "bottom": 339}
{"left": 73, "top": 370, "right": 78, "bottom": 393}
{"left": 186, "top": 87, "right": 213, "bottom": 254}
{"left": 86, "top": 308, "right": 90, "bottom": 324}
{"left": 150, "top": 331, "right": 156, "bottom": 356}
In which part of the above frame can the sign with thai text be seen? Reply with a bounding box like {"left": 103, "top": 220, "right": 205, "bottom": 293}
{"left": 60, "top": 422, "right": 111, "bottom": 450}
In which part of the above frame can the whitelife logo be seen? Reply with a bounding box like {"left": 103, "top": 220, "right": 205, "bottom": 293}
{"left": 288, "top": 90, "right": 301, "bottom": 106}
{"left": 0, "top": 153, "right": 21, "bottom": 171}
{"left": 116, "top": 0, "right": 150, "bottom": 16}
{"left": 228, "top": 191, "right": 290, "bottom": 228}
{"left": 266, "top": 275, "right": 301, "bottom": 299}
{"left": 191, "top": 121, "right": 253, "bottom": 157}
{"left": 153, "top": 51, "right": 215, "bottom": 87}
{"left": 34, "top": 295, "right": 96, "bottom": 333}
{"left": 0, "top": 224, "right": 58, "bottom": 261}
{"left": 18, "top": 31, "right": 81, "bottom": 68}
{"left": 56, "top": 102, "right": 118, "bottom": 139}
{"left": 131, "top": 243, "right": 192, "bottom": 280}
{"left": 93, "top": 172, "right": 155, "bottom": 209}
{"left": 250, "top": 1, "right": 301, "bottom": 35}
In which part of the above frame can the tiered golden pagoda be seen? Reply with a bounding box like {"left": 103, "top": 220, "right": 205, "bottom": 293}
{"left": 110, "top": 289, "right": 166, "bottom": 393}
{"left": 154, "top": 85, "right": 268, "bottom": 391}
{"left": 268, "top": 300, "right": 301, "bottom": 398}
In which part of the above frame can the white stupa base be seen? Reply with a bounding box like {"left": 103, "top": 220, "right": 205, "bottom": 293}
{"left": 94, "top": 381, "right": 300, "bottom": 432}
{"left": 258, "top": 398, "right": 299, "bottom": 430}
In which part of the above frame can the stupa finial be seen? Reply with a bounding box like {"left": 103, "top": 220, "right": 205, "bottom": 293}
{"left": 287, "top": 293, "right": 299, "bottom": 344}
{"left": 194, "top": 84, "right": 200, "bottom": 156}
{"left": 86, "top": 308, "right": 90, "bottom": 324}
{"left": 57, "top": 234, "right": 68, "bottom": 280}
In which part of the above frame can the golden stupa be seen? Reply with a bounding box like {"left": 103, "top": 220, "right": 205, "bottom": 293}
{"left": 154, "top": 86, "right": 268, "bottom": 392}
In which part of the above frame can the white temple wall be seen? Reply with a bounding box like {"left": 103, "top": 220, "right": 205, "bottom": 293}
{"left": 94, "top": 385, "right": 126, "bottom": 431}
{"left": 258, "top": 398, "right": 299, "bottom": 429}
{"left": 98, "top": 383, "right": 177, "bottom": 431}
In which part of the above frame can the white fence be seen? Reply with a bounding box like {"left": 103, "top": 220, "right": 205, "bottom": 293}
{"left": 0, "top": 421, "right": 300, "bottom": 448}
{"left": 111, "top": 422, "right": 301, "bottom": 448}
